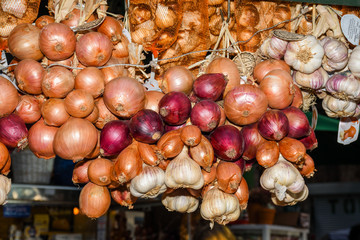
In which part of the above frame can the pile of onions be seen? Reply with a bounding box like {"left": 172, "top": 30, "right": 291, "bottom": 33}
{"left": 100, "top": 120, "right": 132, "bottom": 157}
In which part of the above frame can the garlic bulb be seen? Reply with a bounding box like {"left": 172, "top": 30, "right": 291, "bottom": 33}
{"left": 349, "top": 46, "right": 360, "bottom": 78}
{"left": 165, "top": 146, "right": 204, "bottom": 190}
{"left": 260, "top": 36, "right": 288, "bottom": 60}
{"left": 0, "top": 175, "right": 11, "bottom": 205}
{"left": 293, "top": 67, "right": 328, "bottom": 90}
{"left": 320, "top": 37, "right": 349, "bottom": 72}
{"left": 260, "top": 155, "right": 305, "bottom": 201}
{"left": 284, "top": 35, "right": 324, "bottom": 74}
{"left": 130, "top": 165, "right": 167, "bottom": 199}
{"left": 155, "top": 4, "right": 177, "bottom": 29}
{"left": 271, "top": 185, "right": 308, "bottom": 206}
{"left": 326, "top": 72, "right": 360, "bottom": 101}
{"left": 162, "top": 189, "right": 199, "bottom": 213}
{"left": 200, "top": 187, "right": 240, "bottom": 228}
{"left": 322, "top": 94, "right": 357, "bottom": 118}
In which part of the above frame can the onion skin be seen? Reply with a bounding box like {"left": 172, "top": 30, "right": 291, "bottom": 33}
{"left": 298, "top": 153, "right": 316, "bottom": 178}
{"left": 189, "top": 135, "right": 214, "bottom": 172}
{"left": 100, "top": 120, "right": 132, "bottom": 157}
{"left": 64, "top": 89, "right": 95, "bottom": 118}
{"left": 101, "top": 57, "right": 129, "bottom": 84}
{"left": 0, "top": 114, "right": 28, "bottom": 149}
{"left": 88, "top": 158, "right": 114, "bottom": 186}
{"left": 111, "top": 187, "right": 137, "bottom": 209}
{"left": 253, "top": 59, "right": 291, "bottom": 83}
{"left": 180, "top": 125, "right": 202, "bottom": 147}
{"left": 74, "top": 67, "right": 105, "bottom": 98}
{"left": 235, "top": 178, "right": 249, "bottom": 210}
{"left": 97, "top": 16, "right": 123, "bottom": 44}
{"left": 156, "top": 129, "right": 184, "bottom": 159}
{"left": 14, "top": 59, "right": 44, "bottom": 94}
{"left": 241, "top": 123, "right": 266, "bottom": 161}
{"left": 85, "top": 131, "right": 101, "bottom": 159}
{"left": 72, "top": 159, "right": 93, "bottom": 184}
{"left": 41, "top": 98, "right": 70, "bottom": 127}
{"left": 190, "top": 100, "right": 221, "bottom": 132}
{"left": 209, "top": 125, "right": 244, "bottom": 161}
{"left": 216, "top": 161, "right": 242, "bottom": 194}
{"left": 35, "top": 15, "right": 55, "bottom": 29}
{"left": 256, "top": 140, "right": 279, "bottom": 168}
{"left": 42, "top": 66, "right": 75, "bottom": 98}
{"left": 164, "top": 122, "right": 187, "bottom": 133}
{"left": 53, "top": 118, "right": 98, "bottom": 162}
{"left": 129, "top": 109, "right": 164, "bottom": 144}
{"left": 85, "top": 105, "right": 99, "bottom": 124}
{"left": 145, "top": 91, "right": 164, "bottom": 113}
{"left": 0, "top": 142, "right": 10, "bottom": 171}
{"left": 202, "top": 164, "right": 217, "bottom": 186}
{"left": 113, "top": 34, "right": 129, "bottom": 58}
{"left": 291, "top": 85, "right": 303, "bottom": 108}
{"left": 0, "top": 76, "right": 19, "bottom": 117}
{"left": 28, "top": 118, "right": 58, "bottom": 159}
{"left": 193, "top": 73, "right": 227, "bottom": 101}
{"left": 299, "top": 128, "right": 318, "bottom": 151}
{"left": 224, "top": 84, "right": 268, "bottom": 126}
{"left": 279, "top": 137, "right": 306, "bottom": 164}
{"left": 234, "top": 157, "right": 246, "bottom": 174}
{"left": 258, "top": 110, "right": 289, "bottom": 141}
{"left": 160, "top": 66, "right": 194, "bottom": 95}
{"left": 15, "top": 95, "right": 41, "bottom": 124}
{"left": 159, "top": 91, "right": 192, "bottom": 125}
{"left": 79, "top": 182, "right": 111, "bottom": 219}
{"left": 138, "top": 142, "right": 160, "bottom": 166}
{"left": 94, "top": 98, "right": 118, "bottom": 129}
{"left": 281, "top": 106, "right": 311, "bottom": 139}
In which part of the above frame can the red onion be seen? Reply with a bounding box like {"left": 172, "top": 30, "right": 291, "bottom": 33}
{"left": 159, "top": 91, "right": 192, "bottom": 125}
{"left": 193, "top": 73, "right": 227, "bottom": 101}
{"left": 0, "top": 114, "right": 28, "bottom": 149}
{"left": 244, "top": 159, "right": 256, "bottom": 172}
{"left": 234, "top": 157, "right": 246, "bottom": 174}
{"left": 190, "top": 100, "right": 221, "bottom": 132}
{"left": 281, "top": 106, "right": 311, "bottom": 139}
{"left": 129, "top": 109, "right": 164, "bottom": 143}
{"left": 299, "top": 127, "right": 318, "bottom": 151}
{"left": 209, "top": 125, "right": 244, "bottom": 161}
{"left": 257, "top": 110, "right": 289, "bottom": 141}
{"left": 241, "top": 123, "right": 266, "bottom": 160}
{"left": 100, "top": 120, "right": 132, "bottom": 157}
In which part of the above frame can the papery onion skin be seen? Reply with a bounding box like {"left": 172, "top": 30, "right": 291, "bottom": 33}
{"left": 156, "top": 129, "right": 184, "bottom": 159}
{"left": 190, "top": 100, "right": 221, "bottom": 132}
{"left": 94, "top": 98, "right": 119, "bottom": 129}
{"left": 0, "top": 142, "right": 9, "bottom": 171}
{"left": 113, "top": 35, "right": 129, "bottom": 58}
{"left": 39, "top": 23, "right": 76, "bottom": 61}
{"left": 0, "top": 77, "right": 19, "bottom": 118}
{"left": 42, "top": 66, "right": 75, "bottom": 98}
{"left": 35, "top": 15, "right": 55, "bottom": 29}
{"left": 235, "top": 178, "right": 249, "bottom": 210}
{"left": 164, "top": 122, "right": 187, "bottom": 133}
{"left": 241, "top": 123, "right": 266, "bottom": 161}
{"left": 210, "top": 125, "right": 244, "bottom": 161}
{"left": 129, "top": 109, "right": 164, "bottom": 144}
{"left": 299, "top": 128, "right": 318, "bottom": 151}
{"left": 216, "top": 161, "right": 242, "bottom": 194}
{"left": 234, "top": 157, "right": 246, "bottom": 174}
{"left": 281, "top": 106, "right": 311, "bottom": 139}
{"left": 160, "top": 66, "right": 194, "bottom": 95}
{"left": 202, "top": 164, "right": 217, "bottom": 185}
{"left": 100, "top": 120, "right": 132, "bottom": 157}
{"left": 159, "top": 91, "right": 192, "bottom": 125}
{"left": 85, "top": 105, "right": 99, "bottom": 124}
{"left": 193, "top": 73, "right": 227, "bottom": 101}
{"left": 72, "top": 159, "right": 92, "bottom": 184}
{"left": 256, "top": 140, "right": 279, "bottom": 168}
{"left": 189, "top": 135, "right": 214, "bottom": 172}
{"left": 279, "top": 137, "right": 306, "bottom": 164}
{"left": 138, "top": 142, "right": 160, "bottom": 166}
{"left": 224, "top": 84, "right": 268, "bottom": 126}
{"left": 15, "top": 95, "right": 41, "bottom": 124}
{"left": 101, "top": 57, "right": 129, "bottom": 84}
{"left": 14, "top": 59, "right": 44, "bottom": 94}
{"left": 53, "top": 118, "right": 98, "bottom": 162}
{"left": 253, "top": 59, "right": 291, "bottom": 83}
{"left": 41, "top": 98, "right": 70, "bottom": 127}
{"left": 258, "top": 110, "right": 289, "bottom": 141}
{"left": 64, "top": 89, "right": 95, "bottom": 118}
{"left": 0, "top": 114, "right": 28, "bottom": 149}
{"left": 88, "top": 158, "right": 114, "bottom": 186}
{"left": 1, "top": 155, "right": 11, "bottom": 176}
{"left": 79, "top": 182, "right": 111, "bottom": 219}
{"left": 145, "top": 91, "right": 164, "bottom": 113}
{"left": 291, "top": 85, "right": 303, "bottom": 108}
{"left": 298, "top": 153, "right": 316, "bottom": 178}
{"left": 180, "top": 125, "right": 202, "bottom": 147}
{"left": 85, "top": 131, "right": 101, "bottom": 159}
{"left": 97, "top": 16, "right": 123, "bottom": 44}
{"left": 111, "top": 186, "right": 137, "bottom": 209}
{"left": 75, "top": 67, "right": 105, "bottom": 98}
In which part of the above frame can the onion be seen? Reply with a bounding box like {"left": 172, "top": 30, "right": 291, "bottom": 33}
{"left": 28, "top": 118, "right": 58, "bottom": 159}
{"left": 113, "top": 35, "right": 129, "bottom": 58}
{"left": 42, "top": 66, "right": 75, "bottom": 98}
{"left": 111, "top": 186, "right": 137, "bottom": 209}
{"left": 8, "top": 23, "right": 43, "bottom": 60}
{"left": 256, "top": 140, "right": 279, "bottom": 168}
{"left": 41, "top": 98, "right": 70, "bottom": 127}
{"left": 159, "top": 91, "right": 192, "bottom": 125}
{"left": 160, "top": 66, "right": 194, "bottom": 95}
{"left": 189, "top": 136, "right": 214, "bottom": 172}
{"left": 298, "top": 153, "right": 315, "bottom": 178}
{"left": 279, "top": 137, "right": 306, "bottom": 164}
{"left": 1, "top": 155, "right": 11, "bottom": 176}
{"left": 75, "top": 67, "right": 105, "bottom": 98}
{"left": 299, "top": 128, "right": 318, "bottom": 151}
{"left": 138, "top": 142, "right": 160, "bottom": 166}
{"left": 216, "top": 161, "right": 242, "bottom": 193}
{"left": 35, "top": 15, "right": 55, "bottom": 29}
{"left": 224, "top": 84, "right": 268, "bottom": 125}
{"left": 260, "top": 69, "right": 295, "bottom": 109}
{"left": 202, "top": 164, "right": 217, "bottom": 185}
{"left": 47, "top": 55, "right": 75, "bottom": 68}
{"left": 156, "top": 129, "right": 184, "bottom": 159}
{"left": 88, "top": 158, "right": 114, "bottom": 186}
{"left": 258, "top": 110, "right": 289, "bottom": 141}
{"left": 218, "top": 104, "right": 226, "bottom": 126}
{"left": 76, "top": 32, "right": 113, "bottom": 67}
{"left": 72, "top": 159, "right": 92, "bottom": 184}
{"left": 234, "top": 157, "right": 246, "bottom": 174}
{"left": 39, "top": 23, "right": 76, "bottom": 61}
{"left": 53, "top": 118, "right": 98, "bottom": 162}
{"left": 164, "top": 122, "right": 187, "bottom": 133}
{"left": 235, "top": 178, "right": 249, "bottom": 210}
{"left": 129, "top": 109, "right": 164, "bottom": 143}
{"left": 193, "top": 73, "right": 227, "bottom": 101}
{"left": 60, "top": 8, "right": 94, "bottom": 28}
{"left": 0, "top": 114, "right": 28, "bottom": 149}
{"left": 241, "top": 123, "right": 266, "bottom": 161}
{"left": 100, "top": 120, "right": 132, "bottom": 157}
{"left": 14, "top": 95, "right": 41, "bottom": 124}
{"left": 281, "top": 106, "right": 311, "bottom": 139}
{"left": 244, "top": 158, "right": 256, "bottom": 172}
{"left": 0, "top": 142, "right": 10, "bottom": 170}
{"left": 145, "top": 91, "right": 164, "bottom": 113}
{"left": 79, "top": 182, "right": 111, "bottom": 219}
{"left": 180, "top": 125, "right": 202, "bottom": 147}
{"left": 64, "top": 89, "right": 94, "bottom": 118}
{"left": 237, "top": 26, "right": 261, "bottom": 52}
{"left": 206, "top": 57, "right": 241, "bottom": 97}
{"left": 253, "top": 59, "right": 291, "bottom": 83}
{"left": 291, "top": 85, "right": 303, "bottom": 108}
{"left": 94, "top": 98, "right": 118, "bottom": 129}
{"left": 190, "top": 100, "right": 221, "bottom": 132}
{"left": 101, "top": 57, "right": 129, "bottom": 84}
{"left": 209, "top": 125, "right": 244, "bottom": 161}
{"left": 86, "top": 131, "right": 101, "bottom": 159}
{"left": 103, "top": 77, "right": 146, "bottom": 118}
{"left": 14, "top": 59, "right": 44, "bottom": 94}
{"left": 0, "top": 77, "right": 19, "bottom": 117}
{"left": 85, "top": 105, "right": 99, "bottom": 124}
{"left": 97, "top": 16, "right": 123, "bottom": 44}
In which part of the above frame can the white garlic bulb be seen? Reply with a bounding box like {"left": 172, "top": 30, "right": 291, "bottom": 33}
{"left": 322, "top": 94, "right": 357, "bottom": 118}
{"left": 130, "top": 165, "right": 167, "bottom": 199}
{"left": 325, "top": 72, "right": 360, "bottom": 101}
{"left": 0, "top": 175, "right": 11, "bottom": 205}
{"left": 349, "top": 46, "right": 360, "bottom": 78}
{"left": 260, "top": 36, "right": 288, "bottom": 59}
{"left": 200, "top": 187, "right": 240, "bottom": 228}
{"left": 284, "top": 35, "right": 324, "bottom": 74}
{"left": 161, "top": 189, "right": 199, "bottom": 213}
{"left": 271, "top": 185, "right": 308, "bottom": 206}
{"left": 260, "top": 155, "right": 305, "bottom": 201}
{"left": 320, "top": 37, "right": 349, "bottom": 72}
{"left": 165, "top": 146, "right": 204, "bottom": 190}
{"left": 293, "top": 67, "right": 328, "bottom": 90}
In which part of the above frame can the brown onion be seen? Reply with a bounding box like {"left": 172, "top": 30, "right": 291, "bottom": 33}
{"left": 298, "top": 153, "right": 316, "bottom": 178}
{"left": 72, "top": 159, "right": 93, "bottom": 184}
{"left": 85, "top": 105, "right": 99, "bottom": 124}
{"left": 256, "top": 140, "right": 279, "bottom": 168}
{"left": 291, "top": 85, "right": 303, "bottom": 108}
{"left": 260, "top": 69, "right": 294, "bottom": 109}
{"left": 8, "top": 23, "right": 43, "bottom": 60}
{"left": 216, "top": 161, "right": 242, "bottom": 194}
{"left": 39, "top": 23, "right": 76, "bottom": 61}
{"left": 279, "top": 137, "right": 306, "bottom": 164}
{"left": 41, "top": 98, "right": 70, "bottom": 127}
{"left": 253, "top": 59, "right": 291, "bottom": 83}
{"left": 47, "top": 55, "right": 74, "bottom": 68}
{"left": 101, "top": 57, "right": 129, "bottom": 84}
{"left": 145, "top": 91, "right": 164, "bottom": 113}
{"left": 88, "top": 158, "right": 114, "bottom": 186}
{"left": 64, "top": 89, "right": 94, "bottom": 118}
{"left": 76, "top": 32, "right": 113, "bottom": 67}
{"left": 160, "top": 66, "right": 194, "bottom": 95}
{"left": 97, "top": 16, "right": 123, "bottom": 44}
{"left": 42, "top": 66, "right": 75, "bottom": 98}
{"left": 60, "top": 8, "right": 96, "bottom": 28}
{"left": 75, "top": 67, "right": 105, "bottom": 98}
{"left": 94, "top": 98, "right": 118, "bottom": 129}
{"left": 235, "top": 178, "right": 249, "bottom": 210}
{"left": 158, "top": 159, "right": 170, "bottom": 171}
{"left": 35, "top": 15, "right": 55, "bottom": 29}
{"left": 224, "top": 84, "right": 268, "bottom": 125}
{"left": 14, "top": 59, "right": 44, "bottom": 94}
{"left": 15, "top": 95, "right": 41, "bottom": 124}
{"left": 241, "top": 123, "right": 266, "bottom": 161}
{"left": 103, "top": 77, "right": 146, "bottom": 118}
{"left": 0, "top": 142, "right": 10, "bottom": 170}
{"left": 111, "top": 186, "right": 137, "bottom": 209}
{"left": 202, "top": 163, "right": 217, "bottom": 185}
{"left": 53, "top": 118, "right": 98, "bottom": 162}
{"left": 180, "top": 125, "right": 202, "bottom": 147}
{"left": 206, "top": 57, "right": 241, "bottom": 97}
{"left": 1, "top": 155, "right": 11, "bottom": 176}
{"left": 138, "top": 142, "right": 160, "bottom": 166}
{"left": 189, "top": 136, "right": 214, "bottom": 172}
{"left": 156, "top": 129, "right": 184, "bottom": 159}
{"left": 79, "top": 182, "right": 111, "bottom": 219}
{"left": 113, "top": 35, "right": 129, "bottom": 58}
{"left": 85, "top": 131, "right": 101, "bottom": 159}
